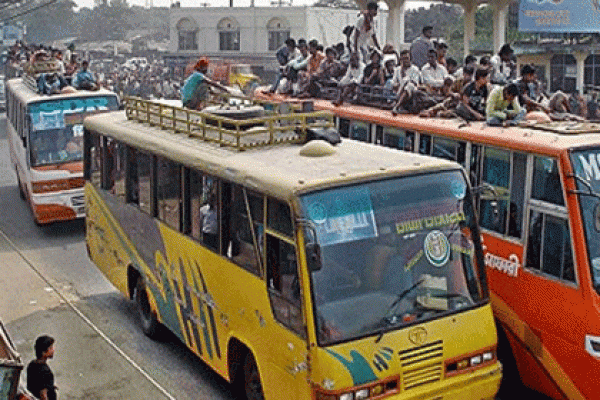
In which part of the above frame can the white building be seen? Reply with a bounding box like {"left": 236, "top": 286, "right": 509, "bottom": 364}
{"left": 168, "top": 5, "right": 387, "bottom": 74}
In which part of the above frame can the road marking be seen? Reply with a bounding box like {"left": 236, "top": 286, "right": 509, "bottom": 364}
{"left": 0, "top": 227, "right": 177, "bottom": 400}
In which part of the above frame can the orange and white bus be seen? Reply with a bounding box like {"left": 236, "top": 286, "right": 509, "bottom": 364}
{"left": 255, "top": 91, "right": 600, "bottom": 400}
{"left": 6, "top": 76, "right": 119, "bottom": 224}
{"left": 83, "top": 97, "right": 501, "bottom": 400}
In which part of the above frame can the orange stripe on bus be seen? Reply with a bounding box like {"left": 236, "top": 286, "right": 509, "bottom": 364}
{"left": 490, "top": 292, "right": 585, "bottom": 400}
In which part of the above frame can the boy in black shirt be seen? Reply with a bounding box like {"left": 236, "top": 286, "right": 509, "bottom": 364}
{"left": 456, "top": 67, "right": 490, "bottom": 121}
{"left": 27, "top": 335, "right": 57, "bottom": 400}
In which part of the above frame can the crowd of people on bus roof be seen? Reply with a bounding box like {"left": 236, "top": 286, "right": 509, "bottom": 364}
{"left": 6, "top": 42, "right": 187, "bottom": 100}
{"left": 7, "top": 42, "right": 100, "bottom": 94}
{"left": 262, "top": 2, "right": 598, "bottom": 126}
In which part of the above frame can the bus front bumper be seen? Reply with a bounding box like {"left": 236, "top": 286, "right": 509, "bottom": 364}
{"left": 389, "top": 362, "right": 502, "bottom": 400}
{"left": 31, "top": 191, "right": 85, "bottom": 224}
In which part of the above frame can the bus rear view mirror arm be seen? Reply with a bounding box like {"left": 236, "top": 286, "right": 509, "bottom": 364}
{"left": 297, "top": 218, "right": 322, "bottom": 272}
{"left": 567, "top": 174, "right": 600, "bottom": 200}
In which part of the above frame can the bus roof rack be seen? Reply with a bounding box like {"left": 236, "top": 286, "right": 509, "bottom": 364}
{"left": 124, "top": 96, "right": 337, "bottom": 151}
{"left": 21, "top": 59, "right": 62, "bottom": 94}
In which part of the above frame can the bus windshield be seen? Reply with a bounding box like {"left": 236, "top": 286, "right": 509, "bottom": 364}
{"left": 28, "top": 96, "right": 118, "bottom": 166}
{"left": 300, "top": 170, "right": 485, "bottom": 346}
{"left": 570, "top": 149, "right": 600, "bottom": 292}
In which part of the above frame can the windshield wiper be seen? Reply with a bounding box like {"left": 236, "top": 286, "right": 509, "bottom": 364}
{"left": 375, "top": 277, "right": 425, "bottom": 343}
{"left": 567, "top": 174, "right": 600, "bottom": 200}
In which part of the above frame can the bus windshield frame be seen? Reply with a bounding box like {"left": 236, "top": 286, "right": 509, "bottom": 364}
{"left": 570, "top": 147, "right": 600, "bottom": 294}
{"left": 300, "top": 169, "right": 486, "bottom": 346}
{"left": 27, "top": 95, "right": 119, "bottom": 167}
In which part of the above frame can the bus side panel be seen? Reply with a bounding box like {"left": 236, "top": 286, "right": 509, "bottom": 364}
{"left": 155, "top": 224, "right": 273, "bottom": 382}
{"left": 85, "top": 183, "right": 132, "bottom": 296}
{"left": 503, "top": 327, "right": 567, "bottom": 400}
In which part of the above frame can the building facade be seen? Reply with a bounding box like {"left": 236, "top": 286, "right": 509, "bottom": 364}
{"left": 168, "top": 5, "right": 387, "bottom": 76}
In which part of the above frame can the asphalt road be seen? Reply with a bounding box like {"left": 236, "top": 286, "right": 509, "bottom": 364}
{"left": 0, "top": 113, "right": 551, "bottom": 400}
{"left": 0, "top": 115, "right": 235, "bottom": 400}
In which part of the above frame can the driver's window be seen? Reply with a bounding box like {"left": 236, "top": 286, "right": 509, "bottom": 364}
{"left": 265, "top": 198, "right": 305, "bottom": 338}
{"left": 267, "top": 234, "right": 304, "bottom": 338}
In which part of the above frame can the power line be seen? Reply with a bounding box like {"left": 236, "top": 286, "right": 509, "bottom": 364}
{"left": 0, "top": 0, "right": 58, "bottom": 24}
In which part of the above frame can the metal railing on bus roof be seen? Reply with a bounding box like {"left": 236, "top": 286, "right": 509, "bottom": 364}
{"left": 124, "top": 95, "right": 335, "bottom": 151}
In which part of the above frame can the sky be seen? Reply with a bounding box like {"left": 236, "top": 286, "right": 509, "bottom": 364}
{"left": 74, "top": 0, "right": 434, "bottom": 11}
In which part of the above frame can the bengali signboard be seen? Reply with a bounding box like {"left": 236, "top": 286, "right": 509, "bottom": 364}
{"left": 519, "top": 0, "right": 600, "bottom": 33}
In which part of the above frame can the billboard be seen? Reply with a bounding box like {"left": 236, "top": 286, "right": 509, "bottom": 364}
{"left": 519, "top": 0, "right": 600, "bottom": 33}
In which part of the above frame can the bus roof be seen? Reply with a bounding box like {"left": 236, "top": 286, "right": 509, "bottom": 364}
{"left": 268, "top": 95, "right": 600, "bottom": 157}
{"left": 6, "top": 77, "right": 117, "bottom": 105}
{"left": 84, "top": 110, "right": 463, "bottom": 200}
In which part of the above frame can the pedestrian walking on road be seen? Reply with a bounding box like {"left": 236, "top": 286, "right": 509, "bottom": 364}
{"left": 27, "top": 335, "right": 57, "bottom": 400}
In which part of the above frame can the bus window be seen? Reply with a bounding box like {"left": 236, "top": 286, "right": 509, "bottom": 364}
{"left": 480, "top": 147, "right": 509, "bottom": 235}
{"left": 88, "top": 133, "right": 102, "bottom": 187}
{"left": 508, "top": 153, "right": 527, "bottom": 238}
{"left": 431, "top": 137, "right": 466, "bottom": 167}
{"left": 350, "top": 121, "right": 370, "bottom": 142}
{"left": 102, "top": 138, "right": 115, "bottom": 191}
{"left": 227, "top": 184, "right": 261, "bottom": 275}
{"left": 266, "top": 234, "right": 304, "bottom": 338}
{"left": 419, "top": 133, "right": 431, "bottom": 155}
{"left": 127, "top": 149, "right": 153, "bottom": 214}
{"left": 380, "top": 126, "right": 414, "bottom": 151}
{"left": 106, "top": 140, "right": 126, "bottom": 201}
{"left": 188, "top": 170, "right": 220, "bottom": 251}
{"left": 339, "top": 118, "right": 350, "bottom": 138}
{"left": 156, "top": 157, "right": 182, "bottom": 231}
{"left": 532, "top": 156, "right": 564, "bottom": 206}
{"left": 526, "top": 211, "right": 574, "bottom": 283}
{"left": 267, "top": 198, "right": 293, "bottom": 237}
{"left": 469, "top": 143, "right": 482, "bottom": 187}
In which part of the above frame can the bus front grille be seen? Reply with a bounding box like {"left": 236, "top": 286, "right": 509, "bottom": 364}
{"left": 398, "top": 340, "right": 444, "bottom": 390}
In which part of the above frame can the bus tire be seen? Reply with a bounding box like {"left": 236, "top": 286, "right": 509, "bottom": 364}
{"left": 134, "top": 278, "right": 160, "bottom": 339}
{"left": 242, "top": 352, "right": 264, "bottom": 400}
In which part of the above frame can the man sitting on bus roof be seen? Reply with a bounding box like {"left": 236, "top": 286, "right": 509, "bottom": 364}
{"left": 332, "top": 52, "right": 363, "bottom": 106}
{"left": 486, "top": 83, "right": 525, "bottom": 127}
{"left": 421, "top": 49, "right": 449, "bottom": 95}
{"left": 455, "top": 67, "right": 490, "bottom": 122}
{"left": 73, "top": 60, "right": 98, "bottom": 91}
{"left": 181, "top": 57, "right": 230, "bottom": 110}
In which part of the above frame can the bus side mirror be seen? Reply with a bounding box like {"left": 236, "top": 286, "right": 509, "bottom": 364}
{"left": 306, "top": 243, "right": 322, "bottom": 272}
{"left": 21, "top": 135, "right": 26, "bottom": 148}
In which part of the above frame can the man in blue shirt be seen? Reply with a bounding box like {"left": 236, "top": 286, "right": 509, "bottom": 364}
{"left": 73, "top": 60, "right": 97, "bottom": 90}
{"left": 181, "top": 57, "right": 230, "bottom": 110}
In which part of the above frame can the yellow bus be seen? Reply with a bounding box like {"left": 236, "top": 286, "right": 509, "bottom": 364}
{"left": 6, "top": 75, "right": 119, "bottom": 224}
{"left": 83, "top": 98, "right": 501, "bottom": 400}
{"left": 253, "top": 91, "right": 600, "bottom": 399}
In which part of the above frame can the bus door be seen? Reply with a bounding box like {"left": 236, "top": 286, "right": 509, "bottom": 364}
{"left": 263, "top": 197, "right": 309, "bottom": 400}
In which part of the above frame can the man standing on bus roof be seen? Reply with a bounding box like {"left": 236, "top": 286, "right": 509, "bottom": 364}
{"left": 410, "top": 26, "right": 434, "bottom": 69}
{"left": 353, "top": 1, "right": 381, "bottom": 64}
{"left": 181, "top": 57, "right": 230, "bottom": 110}
{"left": 27, "top": 335, "right": 57, "bottom": 400}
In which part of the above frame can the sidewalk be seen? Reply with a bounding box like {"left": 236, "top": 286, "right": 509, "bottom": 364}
{"left": 0, "top": 241, "right": 171, "bottom": 400}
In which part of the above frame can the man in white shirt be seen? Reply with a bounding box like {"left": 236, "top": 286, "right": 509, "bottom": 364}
{"left": 390, "top": 50, "right": 422, "bottom": 115}
{"left": 333, "top": 52, "right": 364, "bottom": 106}
{"left": 490, "top": 44, "right": 515, "bottom": 85}
{"left": 353, "top": 2, "right": 380, "bottom": 64}
{"left": 410, "top": 26, "right": 434, "bottom": 69}
{"left": 421, "top": 49, "right": 448, "bottom": 93}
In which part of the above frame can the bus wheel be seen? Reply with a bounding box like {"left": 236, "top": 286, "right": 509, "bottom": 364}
{"left": 243, "top": 352, "right": 264, "bottom": 400}
{"left": 134, "top": 279, "right": 160, "bottom": 339}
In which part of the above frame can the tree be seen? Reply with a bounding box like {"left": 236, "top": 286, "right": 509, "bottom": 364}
{"left": 19, "top": 0, "right": 77, "bottom": 43}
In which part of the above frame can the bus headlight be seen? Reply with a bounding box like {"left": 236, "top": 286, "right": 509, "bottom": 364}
{"left": 314, "top": 376, "right": 399, "bottom": 400}
{"left": 445, "top": 346, "right": 497, "bottom": 376}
